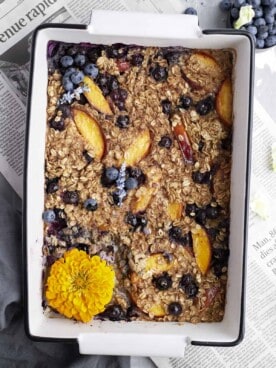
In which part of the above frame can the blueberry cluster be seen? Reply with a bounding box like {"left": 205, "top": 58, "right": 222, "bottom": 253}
{"left": 220, "top": 0, "right": 276, "bottom": 48}
{"left": 168, "top": 226, "right": 193, "bottom": 247}
{"left": 185, "top": 203, "right": 221, "bottom": 225}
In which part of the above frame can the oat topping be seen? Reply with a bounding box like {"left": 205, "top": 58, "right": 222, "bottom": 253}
{"left": 43, "top": 42, "right": 234, "bottom": 323}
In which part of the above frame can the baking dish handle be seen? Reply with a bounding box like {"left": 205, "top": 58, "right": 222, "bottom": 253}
{"left": 87, "top": 10, "right": 201, "bottom": 40}
{"left": 78, "top": 332, "right": 190, "bottom": 357}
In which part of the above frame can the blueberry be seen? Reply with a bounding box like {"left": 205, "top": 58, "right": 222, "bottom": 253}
{"left": 74, "top": 53, "right": 86, "bottom": 67}
{"left": 168, "top": 227, "right": 191, "bottom": 246}
{"left": 219, "top": 0, "right": 232, "bottom": 11}
{"left": 182, "top": 231, "right": 193, "bottom": 247}
{"left": 179, "top": 95, "right": 192, "bottom": 109}
{"left": 60, "top": 55, "right": 74, "bottom": 68}
{"left": 192, "top": 171, "right": 211, "bottom": 184}
{"left": 195, "top": 209, "right": 206, "bottom": 225}
{"left": 84, "top": 63, "right": 99, "bottom": 78}
{"left": 108, "top": 76, "right": 120, "bottom": 91}
{"left": 256, "top": 38, "right": 265, "bottom": 48}
{"left": 104, "top": 304, "right": 125, "bottom": 321}
{"left": 125, "top": 212, "right": 138, "bottom": 227}
{"left": 88, "top": 47, "right": 102, "bottom": 63}
{"left": 254, "top": 17, "right": 266, "bottom": 26}
{"left": 70, "top": 70, "right": 84, "bottom": 84}
{"left": 254, "top": 7, "right": 263, "bottom": 18}
{"left": 230, "top": 7, "right": 240, "bottom": 19}
{"left": 265, "top": 35, "right": 276, "bottom": 47}
{"left": 152, "top": 273, "right": 172, "bottom": 290}
{"left": 63, "top": 190, "right": 79, "bottom": 205}
{"left": 111, "top": 190, "right": 126, "bottom": 206}
{"left": 179, "top": 273, "right": 194, "bottom": 288}
{"left": 84, "top": 198, "right": 98, "bottom": 211}
{"left": 261, "top": 0, "right": 275, "bottom": 5}
{"left": 115, "top": 101, "right": 126, "bottom": 111}
{"left": 46, "top": 177, "right": 59, "bottom": 194}
{"left": 185, "top": 283, "right": 199, "bottom": 298}
{"left": 257, "top": 31, "right": 268, "bottom": 40}
{"left": 183, "top": 7, "right": 197, "bottom": 15}
{"left": 185, "top": 203, "right": 198, "bottom": 217}
{"left": 131, "top": 53, "right": 144, "bottom": 66}
{"left": 116, "top": 115, "right": 130, "bottom": 129}
{"left": 168, "top": 302, "right": 182, "bottom": 316}
{"left": 66, "top": 46, "right": 78, "bottom": 56}
{"left": 127, "top": 167, "right": 146, "bottom": 185}
{"left": 250, "top": 0, "right": 261, "bottom": 6}
{"left": 150, "top": 64, "right": 168, "bottom": 82}
{"left": 101, "top": 167, "right": 119, "bottom": 187}
{"left": 62, "top": 76, "right": 74, "bottom": 91}
{"left": 83, "top": 150, "right": 93, "bottom": 164}
{"left": 106, "top": 44, "right": 128, "bottom": 59}
{"left": 206, "top": 205, "right": 220, "bottom": 219}
{"left": 137, "top": 215, "right": 147, "bottom": 228}
{"left": 64, "top": 67, "right": 77, "bottom": 77}
{"left": 265, "top": 14, "right": 275, "bottom": 24}
{"left": 110, "top": 88, "right": 128, "bottom": 102}
{"left": 195, "top": 96, "right": 214, "bottom": 115}
{"left": 158, "top": 135, "right": 172, "bottom": 149}
{"left": 42, "top": 210, "right": 56, "bottom": 223}
{"left": 179, "top": 274, "right": 198, "bottom": 298}
{"left": 125, "top": 177, "right": 138, "bottom": 190}
{"left": 234, "top": 0, "right": 245, "bottom": 7}
{"left": 164, "top": 50, "right": 181, "bottom": 65}
{"left": 246, "top": 25, "right": 258, "bottom": 35}
{"left": 49, "top": 117, "right": 65, "bottom": 131}
{"left": 161, "top": 99, "right": 172, "bottom": 115}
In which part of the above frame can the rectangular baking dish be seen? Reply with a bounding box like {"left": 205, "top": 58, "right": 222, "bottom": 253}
{"left": 23, "top": 10, "right": 254, "bottom": 357}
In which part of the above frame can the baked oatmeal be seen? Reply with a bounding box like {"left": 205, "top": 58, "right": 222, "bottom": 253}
{"left": 43, "top": 42, "right": 234, "bottom": 323}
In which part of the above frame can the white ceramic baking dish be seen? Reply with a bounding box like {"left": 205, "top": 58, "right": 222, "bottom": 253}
{"left": 23, "top": 10, "right": 254, "bottom": 357}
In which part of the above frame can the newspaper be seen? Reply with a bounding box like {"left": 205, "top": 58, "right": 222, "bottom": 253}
{"left": 1, "top": 0, "right": 276, "bottom": 366}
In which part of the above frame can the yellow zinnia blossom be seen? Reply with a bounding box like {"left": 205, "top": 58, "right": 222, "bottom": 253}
{"left": 46, "top": 248, "right": 115, "bottom": 322}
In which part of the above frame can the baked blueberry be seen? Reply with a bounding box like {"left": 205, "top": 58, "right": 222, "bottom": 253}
{"left": 150, "top": 64, "right": 168, "bottom": 82}
{"left": 158, "top": 135, "right": 172, "bottom": 148}
{"left": 161, "top": 99, "right": 172, "bottom": 115}
{"left": 101, "top": 167, "right": 119, "bottom": 187}
{"left": 168, "top": 302, "right": 182, "bottom": 316}
{"left": 185, "top": 282, "right": 199, "bottom": 298}
{"left": 152, "top": 273, "right": 172, "bottom": 290}
{"left": 116, "top": 115, "right": 130, "bottom": 129}
{"left": 185, "top": 203, "right": 198, "bottom": 217}
{"left": 192, "top": 171, "right": 211, "bottom": 184}
{"left": 131, "top": 53, "right": 144, "bottom": 66}
{"left": 213, "top": 248, "right": 230, "bottom": 262}
{"left": 206, "top": 204, "right": 220, "bottom": 219}
{"left": 46, "top": 177, "right": 59, "bottom": 194}
{"left": 179, "top": 95, "right": 192, "bottom": 109}
{"left": 104, "top": 304, "right": 125, "bottom": 321}
{"left": 179, "top": 274, "right": 198, "bottom": 298}
{"left": 125, "top": 212, "right": 138, "bottom": 227}
{"left": 127, "top": 167, "right": 146, "bottom": 185}
{"left": 63, "top": 190, "right": 79, "bottom": 205}
{"left": 84, "top": 198, "right": 98, "bottom": 211}
{"left": 195, "top": 96, "right": 214, "bottom": 115}
{"left": 49, "top": 117, "right": 65, "bottom": 131}
{"left": 195, "top": 208, "right": 207, "bottom": 225}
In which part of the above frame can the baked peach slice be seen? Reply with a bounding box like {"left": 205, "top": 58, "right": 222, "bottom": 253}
{"left": 192, "top": 226, "right": 212, "bottom": 275}
{"left": 183, "top": 52, "right": 222, "bottom": 91}
{"left": 145, "top": 253, "right": 173, "bottom": 273}
{"left": 72, "top": 108, "right": 106, "bottom": 160}
{"left": 148, "top": 304, "right": 166, "bottom": 317}
{"left": 168, "top": 202, "right": 183, "bottom": 221}
{"left": 216, "top": 78, "right": 233, "bottom": 127}
{"left": 83, "top": 76, "right": 113, "bottom": 116}
{"left": 124, "top": 129, "right": 151, "bottom": 166}
{"left": 131, "top": 187, "right": 154, "bottom": 214}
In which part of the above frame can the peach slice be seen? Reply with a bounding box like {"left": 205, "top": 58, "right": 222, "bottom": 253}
{"left": 83, "top": 76, "right": 113, "bottom": 115}
{"left": 168, "top": 202, "right": 183, "bottom": 221}
{"left": 124, "top": 129, "right": 151, "bottom": 166}
{"left": 145, "top": 253, "right": 172, "bottom": 273}
{"left": 192, "top": 226, "right": 212, "bottom": 275}
{"left": 216, "top": 78, "right": 233, "bottom": 127}
{"left": 72, "top": 108, "right": 105, "bottom": 160}
{"left": 131, "top": 187, "right": 154, "bottom": 214}
{"left": 148, "top": 304, "right": 166, "bottom": 317}
{"left": 183, "top": 52, "right": 222, "bottom": 91}
{"left": 172, "top": 121, "right": 193, "bottom": 164}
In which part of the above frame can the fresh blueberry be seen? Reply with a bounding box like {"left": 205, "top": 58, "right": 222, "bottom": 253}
{"left": 256, "top": 38, "right": 265, "bottom": 48}
{"left": 101, "top": 167, "right": 119, "bottom": 187}
{"left": 131, "top": 53, "right": 144, "bottom": 66}
{"left": 254, "top": 6, "right": 263, "bottom": 18}
{"left": 192, "top": 171, "right": 211, "bottom": 184}
{"left": 254, "top": 17, "right": 266, "bottom": 26}
{"left": 206, "top": 204, "right": 220, "bottom": 219}
{"left": 265, "top": 35, "right": 276, "bottom": 47}
{"left": 127, "top": 167, "right": 146, "bottom": 185}
{"left": 219, "top": 0, "right": 232, "bottom": 11}
{"left": 261, "top": 0, "right": 275, "bottom": 5}
{"left": 74, "top": 53, "right": 85, "bottom": 67}
{"left": 158, "top": 135, "right": 172, "bottom": 149}
{"left": 60, "top": 55, "right": 74, "bottom": 68}
{"left": 84, "top": 63, "right": 99, "bottom": 78}
{"left": 161, "top": 99, "right": 172, "bottom": 115}
{"left": 230, "top": 7, "right": 240, "bottom": 19}
{"left": 265, "top": 14, "right": 275, "bottom": 24}
{"left": 195, "top": 96, "right": 214, "bottom": 115}
{"left": 152, "top": 273, "right": 172, "bottom": 290}
{"left": 84, "top": 198, "right": 98, "bottom": 211}
{"left": 64, "top": 67, "right": 77, "bottom": 77}
{"left": 42, "top": 210, "right": 56, "bottom": 223}
{"left": 46, "top": 178, "right": 59, "bottom": 194}
{"left": 63, "top": 190, "right": 79, "bottom": 205}
{"left": 70, "top": 70, "right": 84, "bottom": 84}
{"left": 49, "top": 117, "right": 65, "bottom": 131}
{"left": 62, "top": 76, "right": 74, "bottom": 91}
{"left": 125, "top": 177, "right": 138, "bottom": 190}
{"left": 150, "top": 64, "right": 168, "bottom": 82}
{"left": 116, "top": 115, "right": 130, "bottom": 129}
{"left": 183, "top": 7, "right": 197, "bottom": 15}
{"left": 246, "top": 25, "right": 258, "bottom": 35}
{"left": 258, "top": 31, "right": 269, "bottom": 40}
{"left": 250, "top": 0, "right": 261, "bottom": 6}
{"left": 179, "top": 95, "right": 192, "bottom": 109}
{"left": 168, "top": 302, "right": 182, "bottom": 316}
{"left": 234, "top": 0, "right": 245, "bottom": 7}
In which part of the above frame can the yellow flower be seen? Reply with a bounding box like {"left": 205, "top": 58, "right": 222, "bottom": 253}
{"left": 46, "top": 248, "right": 115, "bottom": 322}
